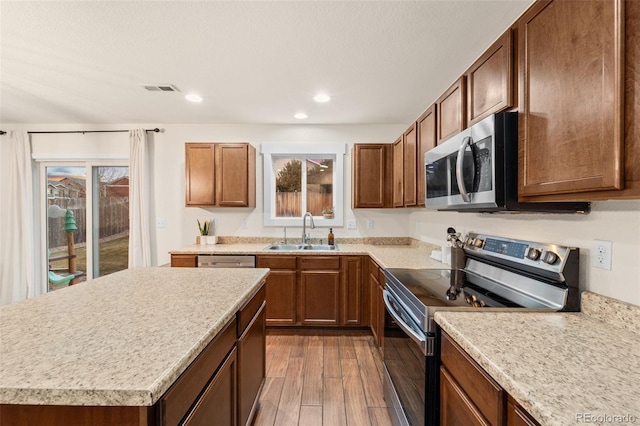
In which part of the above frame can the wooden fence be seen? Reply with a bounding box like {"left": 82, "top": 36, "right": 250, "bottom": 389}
{"left": 276, "top": 192, "right": 332, "bottom": 217}
{"left": 48, "top": 197, "right": 129, "bottom": 249}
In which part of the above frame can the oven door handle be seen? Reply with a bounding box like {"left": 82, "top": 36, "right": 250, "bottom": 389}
{"left": 383, "top": 290, "right": 430, "bottom": 356}
{"left": 456, "top": 136, "right": 473, "bottom": 202}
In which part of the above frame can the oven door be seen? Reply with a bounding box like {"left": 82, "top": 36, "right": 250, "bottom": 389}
{"left": 383, "top": 289, "right": 439, "bottom": 426}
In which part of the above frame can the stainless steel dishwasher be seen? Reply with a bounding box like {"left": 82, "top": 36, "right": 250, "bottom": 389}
{"left": 197, "top": 255, "right": 256, "bottom": 268}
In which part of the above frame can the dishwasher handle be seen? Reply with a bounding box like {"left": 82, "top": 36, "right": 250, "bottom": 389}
{"left": 197, "top": 255, "right": 256, "bottom": 268}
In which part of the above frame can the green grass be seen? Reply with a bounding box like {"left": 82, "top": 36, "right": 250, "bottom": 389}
{"left": 50, "top": 235, "right": 129, "bottom": 278}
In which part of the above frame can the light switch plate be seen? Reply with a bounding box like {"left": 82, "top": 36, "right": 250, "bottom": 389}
{"left": 592, "top": 240, "right": 612, "bottom": 270}
{"left": 367, "top": 220, "right": 374, "bottom": 229}
{"left": 347, "top": 220, "right": 357, "bottom": 230}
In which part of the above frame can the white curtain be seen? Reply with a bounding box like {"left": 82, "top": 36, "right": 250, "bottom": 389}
{"left": 128, "top": 129, "right": 151, "bottom": 267}
{"left": 0, "top": 131, "right": 35, "bottom": 305}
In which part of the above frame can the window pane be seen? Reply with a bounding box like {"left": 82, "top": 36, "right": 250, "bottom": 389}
{"left": 306, "top": 158, "right": 333, "bottom": 216}
{"left": 93, "top": 166, "right": 129, "bottom": 277}
{"left": 275, "top": 158, "right": 302, "bottom": 217}
{"left": 46, "top": 166, "right": 87, "bottom": 291}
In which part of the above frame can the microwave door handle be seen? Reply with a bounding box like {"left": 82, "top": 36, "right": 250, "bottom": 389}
{"left": 456, "top": 136, "right": 472, "bottom": 202}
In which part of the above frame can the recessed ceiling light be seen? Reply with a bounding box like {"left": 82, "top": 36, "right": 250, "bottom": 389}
{"left": 313, "top": 93, "right": 331, "bottom": 103}
{"left": 185, "top": 94, "right": 203, "bottom": 103}
{"left": 294, "top": 112, "right": 308, "bottom": 119}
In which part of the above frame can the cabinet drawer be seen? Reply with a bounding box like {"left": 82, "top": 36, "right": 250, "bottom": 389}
{"left": 237, "top": 281, "right": 266, "bottom": 336}
{"left": 160, "top": 318, "right": 236, "bottom": 426}
{"left": 299, "top": 256, "right": 340, "bottom": 270}
{"left": 441, "top": 332, "right": 504, "bottom": 426}
{"left": 257, "top": 256, "right": 297, "bottom": 270}
{"left": 171, "top": 254, "right": 197, "bottom": 268}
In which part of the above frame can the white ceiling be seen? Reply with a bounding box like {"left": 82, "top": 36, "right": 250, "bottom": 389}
{"left": 0, "top": 0, "right": 534, "bottom": 126}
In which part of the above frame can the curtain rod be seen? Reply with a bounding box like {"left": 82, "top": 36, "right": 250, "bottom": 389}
{"left": 0, "top": 128, "right": 161, "bottom": 135}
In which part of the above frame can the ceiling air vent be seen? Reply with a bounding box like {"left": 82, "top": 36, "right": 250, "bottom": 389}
{"left": 139, "top": 84, "right": 180, "bottom": 92}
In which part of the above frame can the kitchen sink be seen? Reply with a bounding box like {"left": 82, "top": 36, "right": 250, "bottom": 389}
{"left": 264, "top": 243, "right": 339, "bottom": 251}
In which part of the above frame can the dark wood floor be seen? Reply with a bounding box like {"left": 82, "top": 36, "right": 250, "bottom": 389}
{"left": 252, "top": 329, "right": 393, "bottom": 426}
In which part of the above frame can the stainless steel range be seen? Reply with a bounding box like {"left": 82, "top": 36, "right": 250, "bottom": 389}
{"left": 382, "top": 232, "right": 580, "bottom": 426}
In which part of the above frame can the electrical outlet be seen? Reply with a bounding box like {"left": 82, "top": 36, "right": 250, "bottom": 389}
{"left": 592, "top": 240, "right": 612, "bottom": 270}
{"left": 241, "top": 219, "right": 248, "bottom": 229}
{"left": 211, "top": 218, "right": 217, "bottom": 228}
{"left": 347, "top": 220, "right": 357, "bottom": 230}
{"left": 156, "top": 218, "right": 166, "bottom": 228}
{"left": 367, "top": 220, "right": 374, "bottom": 229}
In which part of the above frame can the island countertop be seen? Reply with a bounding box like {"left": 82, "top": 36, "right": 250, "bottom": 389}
{"left": 434, "top": 292, "right": 640, "bottom": 426}
{"left": 0, "top": 267, "right": 269, "bottom": 407}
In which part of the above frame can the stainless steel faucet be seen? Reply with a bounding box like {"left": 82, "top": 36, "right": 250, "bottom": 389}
{"left": 302, "top": 212, "right": 315, "bottom": 245}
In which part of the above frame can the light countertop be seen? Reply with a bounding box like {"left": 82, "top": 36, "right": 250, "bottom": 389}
{"left": 435, "top": 291, "right": 640, "bottom": 426}
{"left": 0, "top": 267, "right": 269, "bottom": 406}
{"left": 170, "top": 242, "right": 445, "bottom": 270}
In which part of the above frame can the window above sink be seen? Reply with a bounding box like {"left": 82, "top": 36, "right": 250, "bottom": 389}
{"left": 262, "top": 143, "right": 345, "bottom": 227}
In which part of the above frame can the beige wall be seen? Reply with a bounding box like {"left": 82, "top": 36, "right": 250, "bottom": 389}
{"left": 1, "top": 122, "right": 639, "bottom": 306}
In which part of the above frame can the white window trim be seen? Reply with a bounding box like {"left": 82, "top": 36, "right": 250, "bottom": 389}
{"left": 262, "top": 143, "right": 345, "bottom": 227}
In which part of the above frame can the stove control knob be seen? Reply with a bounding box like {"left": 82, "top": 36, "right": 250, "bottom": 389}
{"left": 474, "top": 239, "right": 484, "bottom": 248}
{"left": 543, "top": 251, "right": 559, "bottom": 265}
{"left": 466, "top": 237, "right": 475, "bottom": 246}
{"left": 472, "top": 300, "right": 484, "bottom": 308}
{"left": 465, "top": 295, "right": 473, "bottom": 305}
{"left": 526, "top": 247, "right": 542, "bottom": 261}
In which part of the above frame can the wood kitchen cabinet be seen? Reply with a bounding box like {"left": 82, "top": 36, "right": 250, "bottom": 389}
{"left": 341, "top": 256, "right": 364, "bottom": 325}
{"left": 257, "top": 256, "right": 297, "bottom": 326}
{"left": 403, "top": 123, "right": 418, "bottom": 207}
{"left": 392, "top": 136, "right": 404, "bottom": 207}
{"left": 170, "top": 254, "right": 198, "bottom": 268}
{"left": 236, "top": 285, "right": 266, "bottom": 426}
{"left": 185, "top": 143, "right": 256, "bottom": 208}
{"left": 352, "top": 144, "right": 393, "bottom": 208}
{"left": 416, "top": 104, "right": 437, "bottom": 207}
{"left": 507, "top": 396, "right": 541, "bottom": 426}
{"left": 436, "top": 77, "right": 466, "bottom": 143}
{"left": 300, "top": 256, "right": 341, "bottom": 326}
{"left": 517, "top": 0, "right": 625, "bottom": 198}
{"left": 368, "top": 258, "right": 384, "bottom": 349}
{"left": 466, "top": 28, "right": 514, "bottom": 126}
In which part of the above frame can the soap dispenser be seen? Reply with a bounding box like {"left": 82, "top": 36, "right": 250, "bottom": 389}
{"left": 328, "top": 228, "right": 335, "bottom": 246}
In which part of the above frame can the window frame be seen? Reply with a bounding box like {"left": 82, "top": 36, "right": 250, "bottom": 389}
{"left": 262, "top": 143, "right": 345, "bottom": 227}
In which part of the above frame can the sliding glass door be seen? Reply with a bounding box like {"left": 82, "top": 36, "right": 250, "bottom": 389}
{"left": 43, "top": 162, "right": 129, "bottom": 291}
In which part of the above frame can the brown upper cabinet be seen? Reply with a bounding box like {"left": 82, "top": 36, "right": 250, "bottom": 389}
{"left": 392, "top": 136, "right": 404, "bottom": 207}
{"left": 185, "top": 143, "right": 256, "bottom": 207}
{"left": 403, "top": 123, "right": 418, "bottom": 207}
{"left": 437, "top": 76, "right": 466, "bottom": 144}
{"left": 518, "top": 0, "right": 625, "bottom": 198}
{"left": 466, "top": 28, "right": 514, "bottom": 126}
{"left": 352, "top": 144, "right": 393, "bottom": 208}
{"left": 416, "top": 104, "right": 437, "bottom": 207}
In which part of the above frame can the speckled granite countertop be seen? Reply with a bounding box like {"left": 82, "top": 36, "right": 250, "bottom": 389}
{"left": 435, "top": 291, "right": 640, "bottom": 426}
{"left": 0, "top": 267, "right": 269, "bottom": 406}
{"left": 170, "top": 242, "right": 445, "bottom": 270}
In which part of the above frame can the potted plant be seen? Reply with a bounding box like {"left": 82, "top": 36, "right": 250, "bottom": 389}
{"left": 197, "top": 219, "right": 210, "bottom": 245}
{"left": 322, "top": 206, "right": 334, "bottom": 219}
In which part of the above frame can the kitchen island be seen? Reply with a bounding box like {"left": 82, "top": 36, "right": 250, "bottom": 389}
{"left": 435, "top": 291, "right": 640, "bottom": 426}
{"left": 0, "top": 267, "right": 269, "bottom": 425}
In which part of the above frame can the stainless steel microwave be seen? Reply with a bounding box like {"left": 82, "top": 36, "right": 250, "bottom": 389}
{"left": 424, "top": 112, "right": 590, "bottom": 213}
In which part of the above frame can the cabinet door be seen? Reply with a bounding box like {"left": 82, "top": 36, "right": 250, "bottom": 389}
{"left": 264, "top": 270, "right": 297, "bottom": 325}
{"left": 518, "top": 0, "right": 624, "bottom": 197}
{"left": 507, "top": 397, "right": 540, "bottom": 426}
{"left": 403, "top": 124, "right": 417, "bottom": 207}
{"left": 392, "top": 137, "right": 404, "bottom": 207}
{"left": 300, "top": 270, "right": 341, "bottom": 326}
{"left": 237, "top": 302, "right": 266, "bottom": 426}
{"left": 440, "top": 367, "right": 490, "bottom": 426}
{"left": 185, "top": 143, "right": 215, "bottom": 206}
{"left": 215, "top": 143, "right": 256, "bottom": 207}
{"left": 417, "top": 105, "right": 437, "bottom": 206}
{"left": 437, "top": 77, "right": 466, "bottom": 143}
{"left": 341, "top": 256, "right": 363, "bottom": 325}
{"left": 352, "top": 144, "right": 393, "bottom": 208}
{"left": 466, "top": 28, "right": 513, "bottom": 125}
{"left": 183, "top": 348, "right": 237, "bottom": 426}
